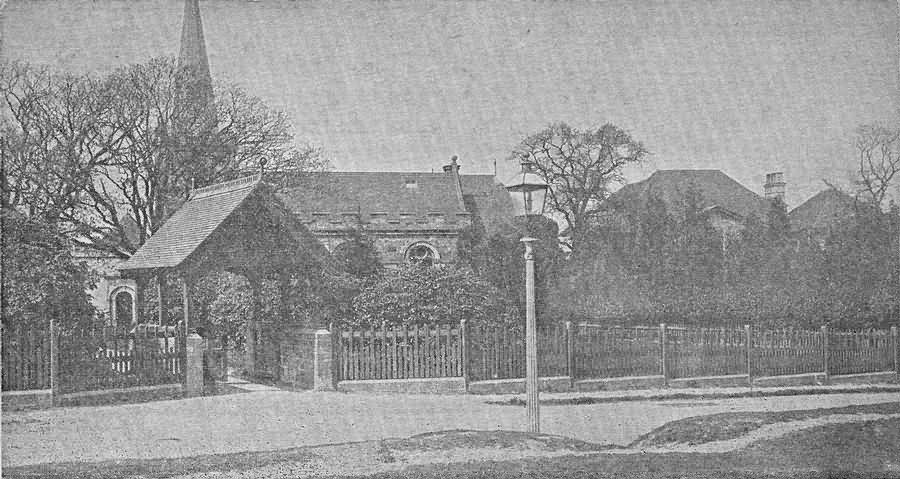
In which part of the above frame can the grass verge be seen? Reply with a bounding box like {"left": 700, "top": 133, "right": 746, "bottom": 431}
{"left": 630, "top": 401, "right": 900, "bottom": 448}
{"left": 488, "top": 385, "right": 900, "bottom": 406}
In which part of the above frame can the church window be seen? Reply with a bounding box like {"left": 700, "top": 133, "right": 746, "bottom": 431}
{"left": 405, "top": 242, "right": 438, "bottom": 266}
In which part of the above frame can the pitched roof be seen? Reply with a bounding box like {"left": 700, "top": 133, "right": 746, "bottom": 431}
{"left": 610, "top": 169, "right": 772, "bottom": 221}
{"left": 118, "top": 175, "right": 261, "bottom": 271}
{"left": 459, "top": 174, "right": 515, "bottom": 233}
{"left": 277, "top": 171, "right": 468, "bottom": 222}
{"left": 788, "top": 187, "right": 858, "bottom": 231}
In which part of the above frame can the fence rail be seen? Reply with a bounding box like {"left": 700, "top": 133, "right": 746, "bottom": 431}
{"left": 334, "top": 323, "right": 463, "bottom": 381}
{"left": 56, "top": 324, "right": 186, "bottom": 395}
{"left": 1, "top": 323, "right": 52, "bottom": 391}
{"left": 576, "top": 325, "right": 660, "bottom": 378}
{"left": 332, "top": 322, "right": 899, "bottom": 385}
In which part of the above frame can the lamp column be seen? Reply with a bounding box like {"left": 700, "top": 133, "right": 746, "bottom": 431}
{"left": 522, "top": 236, "right": 540, "bottom": 433}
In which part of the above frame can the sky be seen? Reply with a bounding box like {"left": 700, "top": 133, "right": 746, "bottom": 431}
{"left": 2, "top": 0, "right": 898, "bottom": 207}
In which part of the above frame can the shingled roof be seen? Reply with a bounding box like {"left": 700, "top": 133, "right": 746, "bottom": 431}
{"left": 609, "top": 169, "right": 772, "bottom": 221}
{"left": 118, "top": 175, "right": 262, "bottom": 271}
{"left": 277, "top": 171, "right": 469, "bottom": 223}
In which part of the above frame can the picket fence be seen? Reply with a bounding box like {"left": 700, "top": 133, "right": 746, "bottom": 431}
{"left": 1, "top": 323, "right": 52, "bottom": 391}
{"left": 335, "top": 322, "right": 900, "bottom": 384}
{"left": 56, "top": 323, "right": 187, "bottom": 394}
{"left": 2, "top": 322, "right": 187, "bottom": 395}
{"left": 333, "top": 323, "right": 464, "bottom": 381}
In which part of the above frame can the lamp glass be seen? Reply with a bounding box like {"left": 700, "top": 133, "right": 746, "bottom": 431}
{"left": 506, "top": 164, "right": 548, "bottom": 217}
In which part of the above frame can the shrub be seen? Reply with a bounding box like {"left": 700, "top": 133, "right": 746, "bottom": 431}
{"left": 348, "top": 264, "right": 518, "bottom": 329}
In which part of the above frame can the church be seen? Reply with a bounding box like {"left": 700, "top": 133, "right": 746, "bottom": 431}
{"left": 87, "top": 0, "right": 514, "bottom": 326}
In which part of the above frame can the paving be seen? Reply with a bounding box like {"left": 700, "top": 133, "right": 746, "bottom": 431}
{"left": 2, "top": 382, "right": 898, "bottom": 467}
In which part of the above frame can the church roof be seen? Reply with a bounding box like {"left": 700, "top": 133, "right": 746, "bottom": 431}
{"left": 277, "top": 171, "right": 470, "bottom": 224}
{"left": 609, "top": 169, "right": 772, "bottom": 221}
{"left": 118, "top": 175, "right": 261, "bottom": 271}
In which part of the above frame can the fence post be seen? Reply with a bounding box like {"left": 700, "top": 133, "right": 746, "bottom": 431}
{"left": 460, "top": 319, "right": 469, "bottom": 392}
{"left": 185, "top": 332, "right": 205, "bottom": 397}
{"left": 892, "top": 326, "right": 898, "bottom": 376}
{"left": 821, "top": 325, "right": 830, "bottom": 385}
{"left": 565, "top": 321, "right": 575, "bottom": 386}
{"left": 660, "top": 323, "right": 669, "bottom": 387}
{"left": 745, "top": 324, "right": 752, "bottom": 387}
{"left": 50, "top": 320, "right": 59, "bottom": 406}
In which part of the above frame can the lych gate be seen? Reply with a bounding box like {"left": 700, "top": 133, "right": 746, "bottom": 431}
{"left": 117, "top": 174, "right": 331, "bottom": 381}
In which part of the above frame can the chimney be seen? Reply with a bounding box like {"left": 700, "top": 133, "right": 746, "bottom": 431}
{"left": 764, "top": 172, "right": 786, "bottom": 201}
{"left": 443, "top": 155, "right": 465, "bottom": 209}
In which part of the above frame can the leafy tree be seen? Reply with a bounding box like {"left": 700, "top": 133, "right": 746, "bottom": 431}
{"left": 331, "top": 228, "right": 382, "bottom": 279}
{"left": 0, "top": 210, "right": 96, "bottom": 328}
{"left": 508, "top": 122, "right": 647, "bottom": 250}
{"left": 460, "top": 215, "right": 564, "bottom": 325}
{"left": 349, "top": 265, "right": 517, "bottom": 329}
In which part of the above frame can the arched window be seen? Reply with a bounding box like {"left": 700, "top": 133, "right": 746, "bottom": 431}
{"left": 405, "top": 242, "right": 439, "bottom": 267}
{"left": 110, "top": 288, "right": 136, "bottom": 327}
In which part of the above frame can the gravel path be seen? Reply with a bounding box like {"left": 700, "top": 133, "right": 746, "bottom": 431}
{"left": 3, "top": 389, "right": 898, "bottom": 467}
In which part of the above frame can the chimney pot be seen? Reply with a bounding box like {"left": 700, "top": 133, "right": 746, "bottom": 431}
{"left": 764, "top": 172, "right": 786, "bottom": 201}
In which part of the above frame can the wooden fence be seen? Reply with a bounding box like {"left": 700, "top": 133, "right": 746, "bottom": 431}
{"left": 334, "top": 323, "right": 463, "bottom": 381}
{"left": 668, "top": 327, "right": 748, "bottom": 378}
{"left": 333, "top": 322, "right": 899, "bottom": 385}
{"left": 576, "top": 325, "right": 660, "bottom": 378}
{"left": 56, "top": 324, "right": 186, "bottom": 395}
{"left": 468, "top": 323, "right": 569, "bottom": 381}
{"left": 2, "top": 323, "right": 52, "bottom": 391}
{"left": 829, "top": 329, "right": 895, "bottom": 375}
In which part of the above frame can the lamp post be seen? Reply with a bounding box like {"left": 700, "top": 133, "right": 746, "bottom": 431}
{"left": 505, "top": 159, "right": 548, "bottom": 434}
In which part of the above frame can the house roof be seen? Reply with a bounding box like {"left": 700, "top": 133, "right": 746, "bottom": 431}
{"left": 788, "top": 187, "right": 858, "bottom": 231}
{"left": 609, "top": 169, "right": 772, "bottom": 221}
{"left": 118, "top": 175, "right": 262, "bottom": 271}
{"left": 276, "top": 171, "right": 469, "bottom": 223}
{"left": 459, "top": 174, "right": 515, "bottom": 234}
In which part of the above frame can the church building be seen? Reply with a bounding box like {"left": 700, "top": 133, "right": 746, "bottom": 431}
{"left": 86, "top": 0, "right": 514, "bottom": 326}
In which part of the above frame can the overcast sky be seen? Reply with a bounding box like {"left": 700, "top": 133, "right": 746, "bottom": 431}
{"left": 3, "top": 0, "right": 898, "bottom": 206}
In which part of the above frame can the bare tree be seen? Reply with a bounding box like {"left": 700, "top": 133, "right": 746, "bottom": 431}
{"left": 508, "top": 122, "right": 647, "bottom": 249}
{"left": 855, "top": 123, "right": 900, "bottom": 208}
{"left": 1, "top": 58, "right": 328, "bottom": 256}
{"left": 1, "top": 62, "right": 123, "bottom": 227}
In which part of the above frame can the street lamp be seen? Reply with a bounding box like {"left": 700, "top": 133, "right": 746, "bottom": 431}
{"left": 505, "top": 159, "right": 548, "bottom": 433}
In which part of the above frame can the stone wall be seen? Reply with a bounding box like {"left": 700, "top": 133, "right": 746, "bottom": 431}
{"left": 278, "top": 329, "right": 334, "bottom": 390}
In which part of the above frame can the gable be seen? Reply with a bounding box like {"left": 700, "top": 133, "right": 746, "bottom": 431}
{"left": 788, "top": 188, "right": 858, "bottom": 231}
{"left": 118, "top": 176, "right": 262, "bottom": 271}
{"left": 610, "top": 169, "right": 772, "bottom": 222}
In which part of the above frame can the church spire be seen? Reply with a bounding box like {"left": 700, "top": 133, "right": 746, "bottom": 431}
{"left": 177, "top": 0, "right": 213, "bottom": 105}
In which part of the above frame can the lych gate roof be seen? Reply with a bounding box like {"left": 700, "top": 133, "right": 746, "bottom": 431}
{"left": 610, "top": 169, "right": 772, "bottom": 221}
{"left": 277, "top": 171, "right": 468, "bottom": 222}
{"left": 118, "top": 175, "right": 261, "bottom": 271}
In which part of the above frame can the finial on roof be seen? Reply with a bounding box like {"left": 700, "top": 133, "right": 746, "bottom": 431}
{"left": 443, "top": 155, "right": 461, "bottom": 174}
